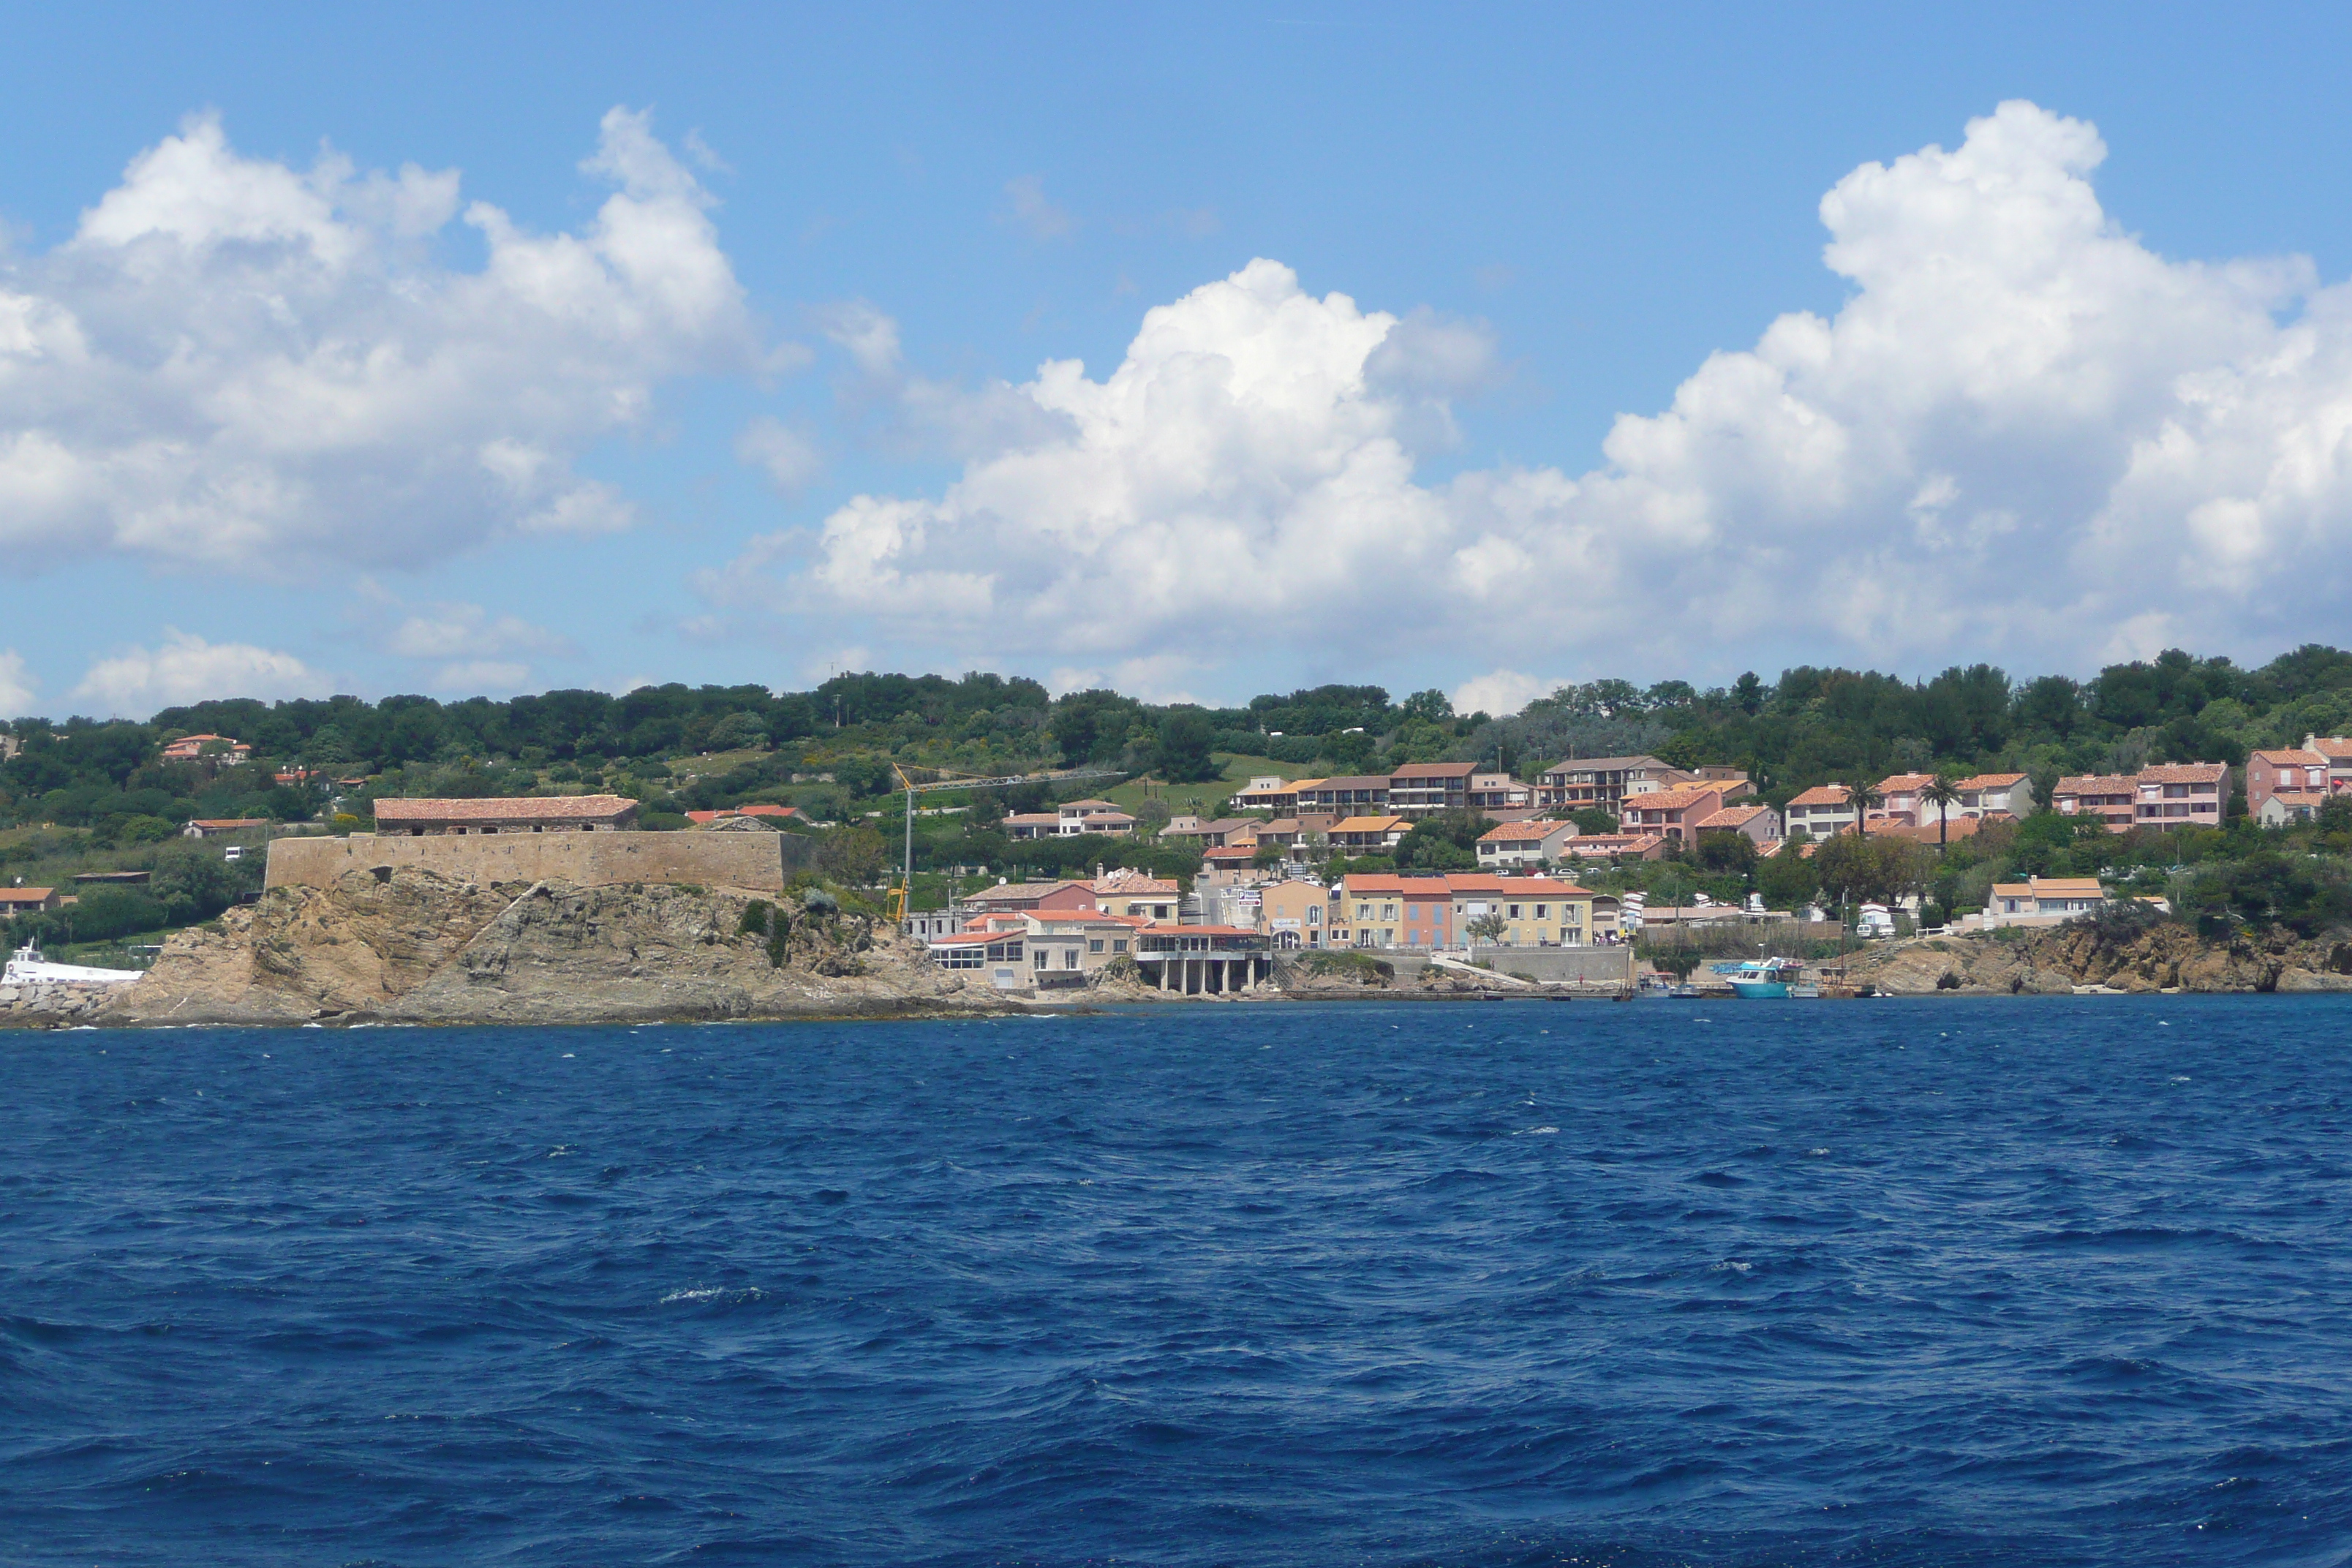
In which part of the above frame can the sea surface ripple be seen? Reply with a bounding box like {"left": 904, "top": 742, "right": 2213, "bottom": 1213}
{"left": 4, "top": 996, "right": 2352, "bottom": 1566}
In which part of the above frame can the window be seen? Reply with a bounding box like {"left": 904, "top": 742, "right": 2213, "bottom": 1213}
{"left": 1535, "top": 905, "right": 1548, "bottom": 919}
{"left": 1113, "top": 939, "right": 1128, "bottom": 953}
{"left": 938, "top": 947, "right": 982, "bottom": 969}
{"left": 1508, "top": 905, "right": 1522, "bottom": 919}
{"left": 1089, "top": 939, "right": 1105, "bottom": 953}
{"left": 1064, "top": 949, "right": 1080, "bottom": 969}
{"left": 1034, "top": 949, "right": 1049, "bottom": 970}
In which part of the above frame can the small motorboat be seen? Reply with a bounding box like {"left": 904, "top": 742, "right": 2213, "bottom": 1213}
{"left": 1722, "top": 957, "right": 1809, "bottom": 999}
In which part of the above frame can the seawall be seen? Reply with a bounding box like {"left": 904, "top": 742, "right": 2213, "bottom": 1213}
{"left": 265, "top": 830, "right": 807, "bottom": 894}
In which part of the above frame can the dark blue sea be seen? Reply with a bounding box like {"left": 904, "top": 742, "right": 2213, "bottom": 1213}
{"left": 5, "top": 998, "right": 2352, "bottom": 1567}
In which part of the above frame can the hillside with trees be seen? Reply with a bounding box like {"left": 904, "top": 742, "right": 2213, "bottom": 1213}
{"left": 9, "top": 644, "right": 2352, "bottom": 951}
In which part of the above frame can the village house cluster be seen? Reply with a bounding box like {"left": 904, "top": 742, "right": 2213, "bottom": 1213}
{"left": 910, "top": 737, "right": 2346, "bottom": 981}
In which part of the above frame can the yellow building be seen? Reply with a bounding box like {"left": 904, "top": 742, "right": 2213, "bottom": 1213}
{"left": 1259, "top": 879, "right": 1335, "bottom": 948}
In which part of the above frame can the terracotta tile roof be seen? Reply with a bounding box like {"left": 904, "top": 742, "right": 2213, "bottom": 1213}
{"left": 2308, "top": 738, "right": 2352, "bottom": 760}
{"left": 188, "top": 818, "right": 271, "bottom": 830}
{"left": 1479, "top": 819, "right": 1572, "bottom": 842}
{"left": 1341, "top": 875, "right": 1406, "bottom": 894}
{"left": 2137, "top": 762, "right": 2228, "bottom": 784}
{"left": 1330, "top": 815, "right": 1409, "bottom": 833}
{"left": 1618, "top": 785, "right": 1722, "bottom": 812}
{"left": 2251, "top": 749, "right": 2329, "bottom": 766}
{"left": 1537, "top": 754, "right": 1667, "bottom": 776}
{"left": 1874, "top": 773, "right": 1937, "bottom": 792}
{"left": 1389, "top": 761, "right": 1477, "bottom": 779}
{"left": 0, "top": 888, "right": 55, "bottom": 905}
{"left": 373, "top": 794, "right": 636, "bottom": 823}
{"left": 1956, "top": 772, "right": 2028, "bottom": 790}
{"left": 1558, "top": 833, "right": 1665, "bottom": 853}
{"left": 2054, "top": 774, "right": 2138, "bottom": 795}
{"left": 684, "top": 804, "right": 802, "bottom": 824}
{"left": 1785, "top": 785, "right": 1861, "bottom": 807}
{"left": 1092, "top": 869, "right": 1178, "bottom": 896}
{"left": 1694, "top": 804, "right": 1770, "bottom": 830}
{"left": 965, "top": 880, "right": 1093, "bottom": 903}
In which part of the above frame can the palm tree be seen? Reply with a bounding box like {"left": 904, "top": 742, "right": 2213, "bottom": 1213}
{"left": 1842, "top": 780, "right": 1882, "bottom": 840}
{"left": 1918, "top": 773, "right": 1963, "bottom": 853}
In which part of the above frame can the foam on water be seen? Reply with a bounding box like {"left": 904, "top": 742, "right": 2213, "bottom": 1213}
{"left": 1, "top": 995, "right": 2348, "bottom": 1567}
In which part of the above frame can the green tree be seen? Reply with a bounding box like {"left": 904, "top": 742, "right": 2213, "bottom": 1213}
{"left": 1918, "top": 772, "right": 1962, "bottom": 853}
{"left": 1842, "top": 780, "right": 1882, "bottom": 839}
{"left": 1695, "top": 829, "right": 1759, "bottom": 876}
{"left": 1153, "top": 709, "right": 1220, "bottom": 783}
{"left": 1756, "top": 848, "right": 1817, "bottom": 913}
{"left": 815, "top": 826, "right": 889, "bottom": 886}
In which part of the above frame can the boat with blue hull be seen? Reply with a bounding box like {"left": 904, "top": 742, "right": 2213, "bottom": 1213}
{"left": 1718, "top": 957, "right": 1812, "bottom": 998}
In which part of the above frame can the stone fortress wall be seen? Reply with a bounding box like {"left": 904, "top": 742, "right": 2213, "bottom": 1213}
{"left": 265, "top": 830, "right": 810, "bottom": 894}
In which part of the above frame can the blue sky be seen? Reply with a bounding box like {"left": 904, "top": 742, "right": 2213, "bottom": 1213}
{"left": 7, "top": 3, "right": 2352, "bottom": 718}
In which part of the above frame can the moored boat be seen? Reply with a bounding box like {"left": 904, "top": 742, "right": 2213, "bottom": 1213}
{"left": 3, "top": 941, "right": 143, "bottom": 987}
{"left": 1721, "top": 957, "right": 1809, "bottom": 999}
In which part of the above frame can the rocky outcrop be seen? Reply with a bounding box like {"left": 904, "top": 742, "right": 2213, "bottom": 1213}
{"left": 0, "top": 981, "right": 122, "bottom": 1027}
{"left": 1848, "top": 920, "right": 2352, "bottom": 995}
{"left": 76, "top": 867, "right": 1024, "bottom": 1028}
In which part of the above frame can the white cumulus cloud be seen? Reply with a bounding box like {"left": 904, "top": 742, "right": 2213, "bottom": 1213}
{"left": 734, "top": 415, "right": 825, "bottom": 494}
{"left": 0, "top": 650, "right": 37, "bottom": 718}
{"left": 0, "top": 106, "right": 758, "bottom": 576}
{"left": 1450, "top": 670, "right": 1560, "bottom": 720}
{"left": 704, "top": 101, "right": 2352, "bottom": 689}
{"left": 72, "top": 630, "right": 331, "bottom": 716}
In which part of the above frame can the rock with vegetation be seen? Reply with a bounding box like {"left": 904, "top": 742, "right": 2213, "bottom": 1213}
{"left": 1849, "top": 908, "right": 2352, "bottom": 995}
{"left": 83, "top": 866, "right": 1021, "bottom": 1028}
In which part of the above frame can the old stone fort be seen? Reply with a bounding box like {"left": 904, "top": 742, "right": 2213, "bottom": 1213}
{"left": 264, "top": 794, "right": 811, "bottom": 892}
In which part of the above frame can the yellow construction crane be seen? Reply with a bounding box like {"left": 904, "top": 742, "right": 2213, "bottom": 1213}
{"left": 877, "top": 762, "right": 1124, "bottom": 927}
{"left": 885, "top": 762, "right": 916, "bottom": 923}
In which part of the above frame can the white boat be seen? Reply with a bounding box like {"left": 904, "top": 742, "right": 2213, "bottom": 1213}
{"left": 3, "top": 941, "right": 143, "bottom": 987}
{"left": 1721, "top": 957, "right": 1810, "bottom": 998}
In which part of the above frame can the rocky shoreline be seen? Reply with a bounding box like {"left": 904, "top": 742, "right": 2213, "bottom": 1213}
{"left": 1846, "top": 920, "right": 2352, "bottom": 995}
{"left": 15, "top": 867, "right": 2351, "bottom": 1030}
{"left": 3, "top": 868, "right": 1028, "bottom": 1030}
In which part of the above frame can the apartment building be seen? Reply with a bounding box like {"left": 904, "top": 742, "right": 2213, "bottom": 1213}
{"left": 1782, "top": 784, "right": 1863, "bottom": 838}
{"left": 1387, "top": 761, "right": 1477, "bottom": 816}
{"left": 1533, "top": 755, "right": 1677, "bottom": 812}
{"left": 1296, "top": 774, "right": 1392, "bottom": 815}
{"left": 1693, "top": 802, "right": 1779, "bottom": 843}
{"left": 2049, "top": 774, "right": 2138, "bottom": 829}
{"left": 1477, "top": 819, "right": 1579, "bottom": 867}
{"left": 1955, "top": 772, "right": 2036, "bottom": 818}
{"left": 1260, "top": 878, "right": 1335, "bottom": 948}
{"left": 2302, "top": 736, "right": 2352, "bottom": 793}
{"left": 1982, "top": 876, "right": 2109, "bottom": 928}
{"left": 1329, "top": 814, "right": 1411, "bottom": 851}
{"left": 1468, "top": 771, "right": 1535, "bottom": 815}
{"left": 1329, "top": 872, "right": 1594, "bottom": 949}
{"left": 2054, "top": 764, "right": 2229, "bottom": 832}
{"left": 1615, "top": 785, "right": 1727, "bottom": 846}
{"left": 2248, "top": 749, "right": 2331, "bottom": 817}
